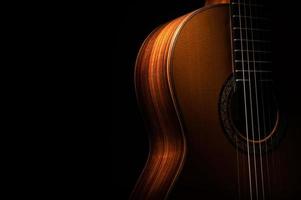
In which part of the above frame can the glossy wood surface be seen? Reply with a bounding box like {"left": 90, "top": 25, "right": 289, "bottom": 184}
{"left": 169, "top": 5, "right": 300, "bottom": 199}
{"left": 206, "top": 0, "right": 230, "bottom": 5}
{"left": 133, "top": 3, "right": 301, "bottom": 200}
{"left": 131, "top": 12, "right": 197, "bottom": 200}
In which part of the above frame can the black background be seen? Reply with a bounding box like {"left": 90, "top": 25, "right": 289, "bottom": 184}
{"left": 110, "top": 1, "right": 300, "bottom": 199}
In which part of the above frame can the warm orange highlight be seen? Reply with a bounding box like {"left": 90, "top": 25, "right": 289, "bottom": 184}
{"left": 131, "top": 12, "right": 197, "bottom": 200}
{"left": 206, "top": 0, "right": 230, "bottom": 5}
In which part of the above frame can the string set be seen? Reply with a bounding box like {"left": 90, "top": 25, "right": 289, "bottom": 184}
{"left": 234, "top": 0, "right": 273, "bottom": 199}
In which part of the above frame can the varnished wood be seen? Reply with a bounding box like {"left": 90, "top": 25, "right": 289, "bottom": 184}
{"left": 131, "top": 12, "right": 198, "bottom": 200}
{"left": 133, "top": 3, "right": 301, "bottom": 200}
{"left": 205, "top": 0, "right": 230, "bottom": 5}
{"left": 169, "top": 5, "right": 236, "bottom": 199}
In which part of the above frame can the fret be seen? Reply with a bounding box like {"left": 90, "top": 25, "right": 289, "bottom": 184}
{"left": 234, "top": 64, "right": 272, "bottom": 71}
{"left": 232, "top": 29, "right": 272, "bottom": 41}
{"left": 231, "top": 2, "right": 264, "bottom": 8}
{"left": 235, "top": 71, "right": 272, "bottom": 81}
{"left": 231, "top": 4, "right": 270, "bottom": 18}
{"left": 232, "top": 20, "right": 271, "bottom": 32}
{"left": 236, "top": 79, "right": 250, "bottom": 82}
{"left": 235, "top": 79, "right": 273, "bottom": 82}
{"left": 232, "top": 15, "right": 270, "bottom": 21}
{"left": 233, "top": 39, "right": 271, "bottom": 43}
{"left": 258, "top": 80, "right": 273, "bottom": 82}
{"left": 234, "top": 52, "right": 272, "bottom": 65}
{"left": 234, "top": 50, "right": 271, "bottom": 53}
{"left": 233, "top": 27, "right": 271, "bottom": 32}
{"left": 235, "top": 60, "right": 272, "bottom": 64}
{"left": 235, "top": 70, "right": 272, "bottom": 73}
{"left": 233, "top": 41, "right": 272, "bottom": 51}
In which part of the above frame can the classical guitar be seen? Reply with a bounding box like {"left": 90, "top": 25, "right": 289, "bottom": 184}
{"left": 132, "top": 0, "right": 301, "bottom": 199}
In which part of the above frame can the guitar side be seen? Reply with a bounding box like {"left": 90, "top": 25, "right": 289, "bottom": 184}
{"left": 132, "top": 2, "right": 301, "bottom": 200}
{"left": 132, "top": 4, "right": 230, "bottom": 199}
{"left": 131, "top": 13, "right": 192, "bottom": 200}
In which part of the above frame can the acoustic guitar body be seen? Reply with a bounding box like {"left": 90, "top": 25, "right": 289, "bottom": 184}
{"left": 133, "top": 2, "right": 301, "bottom": 200}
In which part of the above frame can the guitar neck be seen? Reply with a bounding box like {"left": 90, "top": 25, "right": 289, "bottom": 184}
{"left": 230, "top": 0, "right": 272, "bottom": 82}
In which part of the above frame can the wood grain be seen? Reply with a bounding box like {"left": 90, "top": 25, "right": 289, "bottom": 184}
{"left": 131, "top": 11, "right": 198, "bottom": 200}
{"left": 169, "top": 4, "right": 301, "bottom": 200}
{"left": 133, "top": 2, "right": 301, "bottom": 200}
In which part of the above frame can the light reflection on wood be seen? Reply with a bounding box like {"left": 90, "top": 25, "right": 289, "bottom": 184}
{"left": 206, "top": 0, "right": 230, "bottom": 5}
{"left": 131, "top": 12, "right": 197, "bottom": 200}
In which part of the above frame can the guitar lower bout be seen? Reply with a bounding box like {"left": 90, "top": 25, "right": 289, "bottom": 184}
{"left": 132, "top": 2, "right": 301, "bottom": 200}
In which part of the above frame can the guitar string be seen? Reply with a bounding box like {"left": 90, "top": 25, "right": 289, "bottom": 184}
{"left": 267, "top": 79, "right": 275, "bottom": 199}
{"left": 237, "top": 0, "right": 253, "bottom": 199}
{"left": 242, "top": 0, "right": 260, "bottom": 198}
{"left": 254, "top": 0, "right": 268, "bottom": 197}
{"left": 247, "top": 0, "right": 266, "bottom": 198}
{"left": 255, "top": 1, "right": 273, "bottom": 198}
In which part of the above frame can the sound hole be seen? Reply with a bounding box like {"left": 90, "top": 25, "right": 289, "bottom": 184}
{"left": 219, "top": 76, "right": 285, "bottom": 153}
{"left": 230, "top": 84, "right": 278, "bottom": 142}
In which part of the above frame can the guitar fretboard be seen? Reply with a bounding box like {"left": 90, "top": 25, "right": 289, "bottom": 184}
{"left": 231, "top": 0, "right": 272, "bottom": 82}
